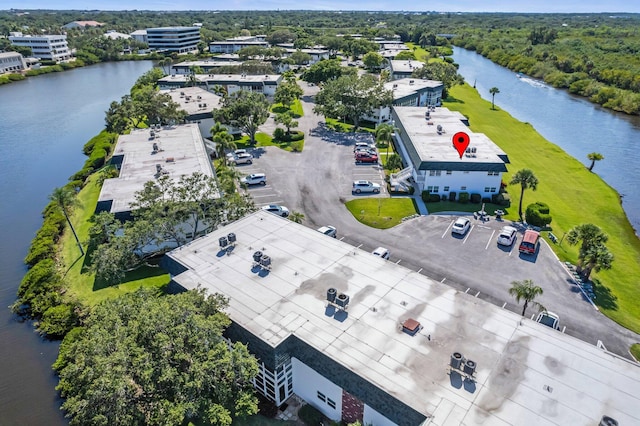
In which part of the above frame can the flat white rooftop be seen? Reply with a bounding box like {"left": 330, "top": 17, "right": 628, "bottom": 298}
{"left": 159, "top": 74, "right": 281, "bottom": 85}
{"left": 390, "top": 59, "right": 425, "bottom": 74}
{"left": 161, "top": 87, "right": 221, "bottom": 117}
{"left": 394, "top": 106, "right": 508, "bottom": 166}
{"left": 98, "top": 124, "right": 215, "bottom": 214}
{"left": 385, "top": 78, "right": 442, "bottom": 101}
{"left": 167, "top": 211, "right": 640, "bottom": 426}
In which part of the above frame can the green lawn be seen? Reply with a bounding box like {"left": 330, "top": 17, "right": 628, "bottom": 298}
{"left": 236, "top": 132, "right": 304, "bottom": 152}
{"left": 631, "top": 344, "right": 640, "bottom": 362}
{"left": 345, "top": 198, "right": 418, "bottom": 229}
{"left": 445, "top": 83, "right": 640, "bottom": 334}
{"left": 324, "top": 117, "right": 376, "bottom": 134}
{"left": 61, "top": 172, "right": 169, "bottom": 306}
{"left": 404, "top": 43, "right": 428, "bottom": 62}
{"left": 271, "top": 99, "right": 303, "bottom": 118}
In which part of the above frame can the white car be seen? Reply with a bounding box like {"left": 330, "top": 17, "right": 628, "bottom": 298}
{"left": 261, "top": 204, "right": 289, "bottom": 217}
{"left": 226, "top": 149, "right": 247, "bottom": 160}
{"left": 536, "top": 311, "right": 560, "bottom": 330}
{"left": 497, "top": 225, "right": 518, "bottom": 246}
{"left": 372, "top": 247, "right": 390, "bottom": 260}
{"left": 451, "top": 217, "right": 471, "bottom": 235}
{"left": 352, "top": 180, "right": 381, "bottom": 194}
{"left": 240, "top": 173, "right": 266, "bottom": 185}
{"left": 317, "top": 226, "right": 337, "bottom": 238}
{"left": 230, "top": 152, "right": 253, "bottom": 165}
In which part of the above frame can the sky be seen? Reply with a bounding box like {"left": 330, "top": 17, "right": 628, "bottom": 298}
{"left": 3, "top": 0, "right": 640, "bottom": 13}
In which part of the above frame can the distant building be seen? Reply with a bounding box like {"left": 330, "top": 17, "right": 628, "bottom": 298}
{"left": 96, "top": 123, "right": 216, "bottom": 221}
{"left": 209, "top": 38, "right": 269, "bottom": 54}
{"left": 0, "top": 51, "right": 26, "bottom": 73}
{"left": 171, "top": 60, "right": 244, "bottom": 75}
{"left": 104, "top": 30, "right": 131, "bottom": 40}
{"left": 283, "top": 48, "right": 330, "bottom": 65}
{"left": 161, "top": 87, "right": 224, "bottom": 139}
{"left": 157, "top": 73, "right": 282, "bottom": 97}
{"left": 62, "top": 20, "right": 104, "bottom": 29}
{"left": 147, "top": 27, "right": 200, "bottom": 53}
{"left": 390, "top": 106, "right": 508, "bottom": 196}
{"left": 8, "top": 32, "right": 71, "bottom": 62}
{"left": 388, "top": 59, "right": 424, "bottom": 80}
{"left": 130, "top": 29, "right": 148, "bottom": 44}
{"left": 366, "top": 78, "right": 444, "bottom": 124}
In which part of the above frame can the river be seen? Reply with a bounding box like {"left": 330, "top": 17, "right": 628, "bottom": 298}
{"left": 0, "top": 60, "right": 153, "bottom": 425}
{"left": 453, "top": 46, "right": 640, "bottom": 234}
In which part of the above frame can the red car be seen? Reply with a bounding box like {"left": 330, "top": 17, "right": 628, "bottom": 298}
{"left": 355, "top": 152, "right": 378, "bottom": 163}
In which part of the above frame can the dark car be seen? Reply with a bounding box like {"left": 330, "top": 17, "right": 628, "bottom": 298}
{"left": 355, "top": 152, "right": 379, "bottom": 163}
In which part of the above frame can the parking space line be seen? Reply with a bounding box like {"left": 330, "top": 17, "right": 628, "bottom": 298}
{"left": 357, "top": 243, "right": 363, "bottom": 248}
{"left": 475, "top": 291, "right": 480, "bottom": 297}
{"left": 485, "top": 230, "right": 496, "bottom": 250}
{"left": 561, "top": 326, "right": 566, "bottom": 333}
{"left": 441, "top": 221, "right": 454, "bottom": 238}
{"left": 417, "top": 268, "right": 423, "bottom": 274}
{"left": 440, "top": 277, "right": 446, "bottom": 283}
{"left": 508, "top": 246, "right": 515, "bottom": 257}
{"left": 502, "top": 302, "right": 507, "bottom": 308}
{"left": 252, "top": 194, "right": 279, "bottom": 199}
{"left": 339, "top": 237, "right": 345, "bottom": 241}
{"left": 465, "top": 288, "right": 470, "bottom": 294}
{"left": 462, "top": 225, "right": 474, "bottom": 244}
{"left": 395, "top": 260, "right": 401, "bottom": 265}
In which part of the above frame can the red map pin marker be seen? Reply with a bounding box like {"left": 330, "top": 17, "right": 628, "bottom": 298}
{"left": 452, "top": 132, "right": 470, "bottom": 159}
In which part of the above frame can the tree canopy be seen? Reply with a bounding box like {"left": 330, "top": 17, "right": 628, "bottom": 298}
{"left": 313, "top": 74, "right": 393, "bottom": 129}
{"left": 213, "top": 91, "right": 271, "bottom": 144}
{"left": 54, "top": 288, "right": 259, "bottom": 426}
{"left": 301, "top": 59, "right": 355, "bottom": 84}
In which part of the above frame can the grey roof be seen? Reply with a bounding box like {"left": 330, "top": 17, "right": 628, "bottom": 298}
{"left": 165, "top": 211, "right": 640, "bottom": 426}
{"left": 0, "top": 51, "right": 23, "bottom": 59}
{"left": 158, "top": 74, "right": 281, "bottom": 86}
{"left": 172, "top": 60, "right": 243, "bottom": 69}
{"left": 385, "top": 78, "right": 443, "bottom": 102}
{"left": 389, "top": 60, "right": 424, "bottom": 74}
{"left": 98, "top": 124, "right": 215, "bottom": 215}
{"left": 161, "top": 87, "right": 221, "bottom": 118}
{"left": 393, "top": 106, "right": 509, "bottom": 172}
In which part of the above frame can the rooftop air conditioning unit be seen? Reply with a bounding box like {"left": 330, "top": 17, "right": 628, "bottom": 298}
{"left": 227, "top": 233, "right": 236, "bottom": 244}
{"left": 260, "top": 255, "right": 271, "bottom": 268}
{"left": 335, "top": 293, "right": 350, "bottom": 308}
{"left": 471, "top": 147, "right": 477, "bottom": 153}
{"left": 463, "top": 359, "right": 477, "bottom": 376}
{"left": 155, "top": 164, "right": 162, "bottom": 173}
{"left": 327, "top": 288, "right": 337, "bottom": 303}
{"left": 252, "top": 251, "right": 263, "bottom": 263}
{"left": 450, "top": 352, "right": 464, "bottom": 369}
{"left": 219, "top": 236, "right": 229, "bottom": 248}
{"left": 152, "top": 142, "right": 158, "bottom": 152}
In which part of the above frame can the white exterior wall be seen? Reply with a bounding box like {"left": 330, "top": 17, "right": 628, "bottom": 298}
{"left": 415, "top": 169, "right": 502, "bottom": 197}
{"left": 363, "top": 404, "right": 398, "bottom": 426}
{"left": 0, "top": 53, "right": 26, "bottom": 73}
{"left": 291, "top": 358, "right": 342, "bottom": 421}
{"left": 9, "top": 35, "right": 71, "bottom": 62}
{"left": 263, "top": 84, "right": 278, "bottom": 96}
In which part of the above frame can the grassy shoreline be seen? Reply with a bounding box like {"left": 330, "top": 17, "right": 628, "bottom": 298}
{"left": 445, "top": 83, "right": 640, "bottom": 334}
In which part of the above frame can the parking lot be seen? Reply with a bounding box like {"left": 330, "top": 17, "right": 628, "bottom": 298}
{"left": 228, "top": 86, "right": 640, "bottom": 359}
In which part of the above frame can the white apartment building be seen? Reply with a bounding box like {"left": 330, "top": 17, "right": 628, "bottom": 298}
{"left": 388, "top": 59, "right": 424, "bottom": 80}
{"left": 146, "top": 27, "right": 200, "bottom": 53}
{"left": 390, "top": 106, "right": 509, "bottom": 197}
{"left": 8, "top": 32, "right": 71, "bottom": 62}
{"left": 365, "top": 78, "right": 444, "bottom": 124}
{"left": 157, "top": 73, "right": 282, "bottom": 97}
{"left": 162, "top": 211, "right": 640, "bottom": 426}
{"left": 0, "top": 51, "right": 26, "bottom": 73}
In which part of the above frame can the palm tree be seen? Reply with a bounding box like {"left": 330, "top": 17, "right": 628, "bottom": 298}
{"left": 508, "top": 279, "right": 544, "bottom": 317}
{"left": 50, "top": 187, "right": 84, "bottom": 256}
{"left": 376, "top": 122, "right": 396, "bottom": 159}
{"left": 509, "top": 169, "right": 539, "bottom": 221}
{"left": 288, "top": 211, "right": 305, "bottom": 224}
{"left": 587, "top": 152, "right": 604, "bottom": 172}
{"left": 580, "top": 243, "right": 614, "bottom": 279}
{"left": 566, "top": 224, "right": 610, "bottom": 276}
{"left": 210, "top": 122, "right": 226, "bottom": 139}
{"left": 158, "top": 57, "right": 173, "bottom": 75}
{"left": 489, "top": 87, "right": 500, "bottom": 110}
{"left": 214, "top": 131, "right": 236, "bottom": 166}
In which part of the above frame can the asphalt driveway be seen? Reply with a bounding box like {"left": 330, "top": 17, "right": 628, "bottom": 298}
{"left": 238, "top": 82, "right": 640, "bottom": 359}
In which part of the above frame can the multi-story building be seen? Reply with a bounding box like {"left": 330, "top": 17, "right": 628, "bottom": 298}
{"left": 130, "top": 29, "right": 148, "bottom": 44}
{"left": 157, "top": 73, "right": 282, "bottom": 97}
{"left": 171, "top": 60, "right": 244, "bottom": 75}
{"left": 62, "top": 20, "right": 104, "bottom": 29}
{"left": 8, "top": 32, "right": 71, "bottom": 62}
{"left": 162, "top": 211, "right": 640, "bottom": 426}
{"left": 0, "top": 51, "right": 26, "bottom": 73}
{"left": 390, "top": 106, "right": 509, "bottom": 197}
{"left": 388, "top": 59, "right": 424, "bottom": 80}
{"left": 209, "top": 36, "right": 269, "bottom": 54}
{"left": 146, "top": 27, "right": 200, "bottom": 53}
{"left": 365, "top": 78, "right": 444, "bottom": 124}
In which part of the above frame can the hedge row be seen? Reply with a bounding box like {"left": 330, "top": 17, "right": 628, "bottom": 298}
{"left": 72, "top": 130, "right": 117, "bottom": 186}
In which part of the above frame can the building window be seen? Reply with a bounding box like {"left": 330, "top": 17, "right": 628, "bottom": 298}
{"left": 461, "top": 186, "right": 467, "bottom": 190}
{"left": 491, "top": 187, "right": 497, "bottom": 192}
{"left": 444, "top": 186, "right": 450, "bottom": 192}
{"left": 327, "top": 398, "right": 336, "bottom": 409}
{"left": 487, "top": 171, "right": 500, "bottom": 176}
{"left": 433, "top": 186, "right": 439, "bottom": 192}
{"left": 446, "top": 170, "right": 452, "bottom": 175}
{"left": 317, "top": 391, "right": 326, "bottom": 402}
{"left": 426, "top": 186, "right": 433, "bottom": 193}
{"left": 484, "top": 187, "right": 491, "bottom": 192}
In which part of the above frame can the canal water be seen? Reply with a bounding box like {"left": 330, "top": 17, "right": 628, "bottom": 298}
{"left": 0, "top": 60, "right": 152, "bottom": 425}
{"left": 453, "top": 46, "right": 640, "bottom": 234}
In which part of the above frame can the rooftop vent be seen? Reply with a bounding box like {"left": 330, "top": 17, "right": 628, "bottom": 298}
{"left": 437, "top": 124, "right": 444, "bottom": 134}
{"left": 155, "top": 164, "right": 162, "bottom": 173}
{"left": 152, "top": 142, "right": 158, "bottom": 152}
{"left": 165, "top": 157, "right": 175, "bottom": 162}
{"left": 600, "top": 416, "right": 619, "bottom": 426}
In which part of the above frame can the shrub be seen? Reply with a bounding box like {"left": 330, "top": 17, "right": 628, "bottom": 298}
{"left": 39, "top": 304, "right": 78, "bottom": 337}
{"left": 499, "top": 193, "right": 511, "bottom": 206}
{"left": 273, "top": 127, "right": 286, "bottom": 140}
{"left": 449, "top": 191, "right": 457, "bottom": 202}
{"left": 525, "top": 201, "right": 553, "bottom": 227}
{"left": 8, "top": 73, "right": 25, "bottom": 81}
{"left": 470, "top": 193, "right": 482, "bottom": 203}
{"left": 290, "top": 141, "right": 303, "bottom": 152}
{"left": 299, "top": 405, "right": 323, "bottom": 425}
{"left": 70, "top": 166, "right": 94, "bottom": 182}
{"left": 422, "top": 191, "right": 441, "bottom": 202}
{"left": 408, "top": 186, "right": 415, "bottom": 195}
{"left": 24, "top": 235, "right": 56, "bottom": 266}
{"left": 18, "top": 259, "right": 57, "bottom": 298}
{"left": 482, "top": 197, "right": 492, "bottom": 204}
{"left": 458, "top": 192, "right": 470, "bottom": 204}
{"left": 83, "top": 131, "right": 116, "bottom": 155}
{"left": 385, "top": 153, "right": 403, "bottom": 170}
{"left": 88, "top": 148, "right": 107, "bottom": 169}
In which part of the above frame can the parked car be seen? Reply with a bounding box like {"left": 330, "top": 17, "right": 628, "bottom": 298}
{"left": 317, "top": 225, "right": 337, "bottom": 238}
{"left": 497, "top": 225, "right": 518, "bottom": 246}
{"left": 519, "top": 229, "right": 540, "bottom": 254}
{"left": 355, "top": 152, "right": 379, "bottom": 164}
{"left": 261, "top": 204, "right": 289, "bottom": 217}
{"left": 451, "top": 217, "right": 471, "bottom": 235}
{"left": 230, "top": 152, "right": 253, "bottom": 165}
{"left": 354, "top": 147, "right": 377, "bottom": 156}
{"left": 240, "top": 173, "right": 266, "bottom": 186}
{"left": 536, "top": 311, "right": 560, "bottom": 330}
{"left": 226, "top": 149, "right": 247, "bottom": 160}
{"left": 372, "top": 247, "right": 390, "bottom": 260}
{"left": 354, "top": 142, "right": 374, "bottom": 152}
{"left": 352, "top": 180, "right": 381, "bottom": 194}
